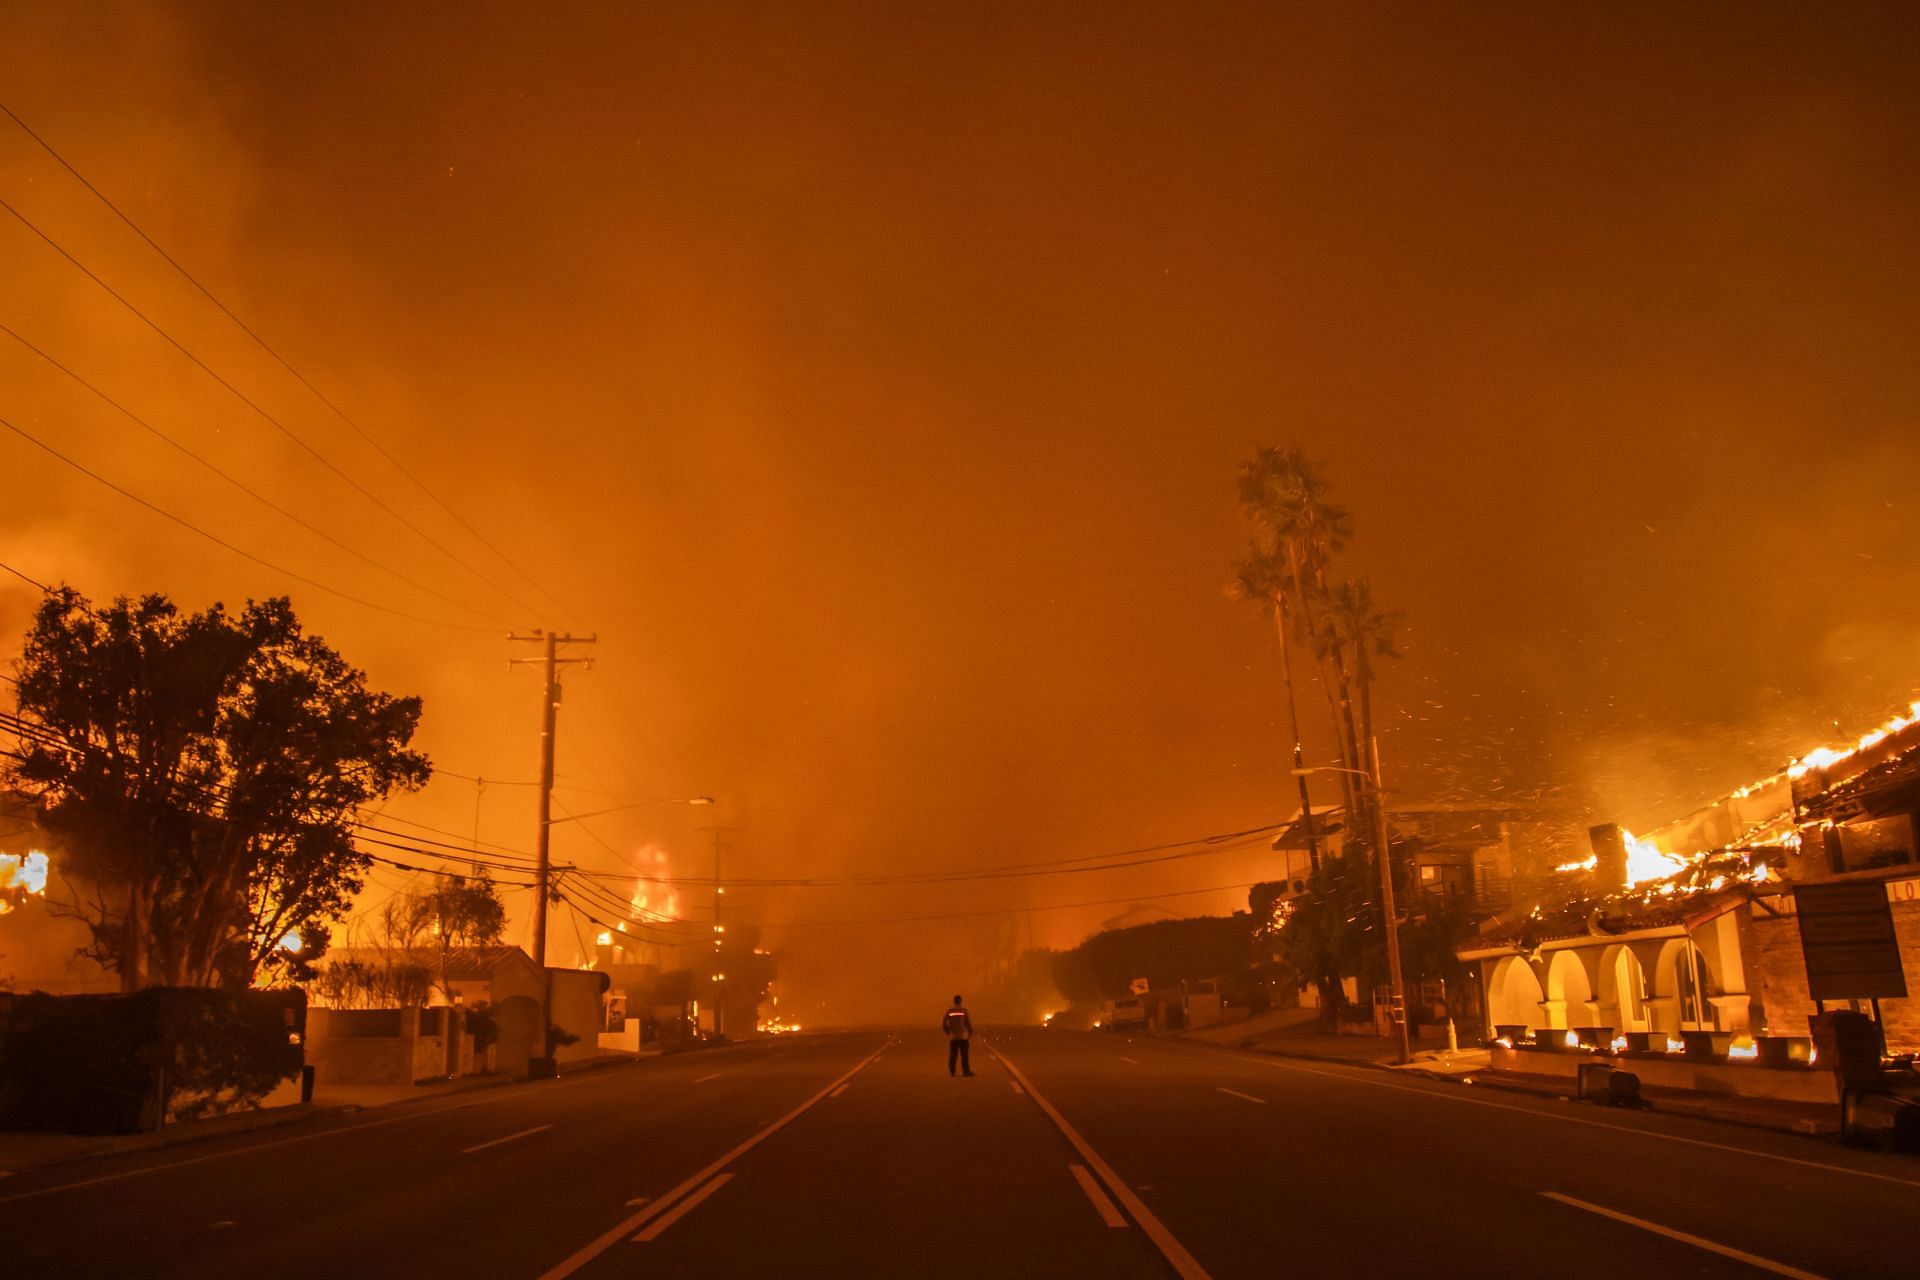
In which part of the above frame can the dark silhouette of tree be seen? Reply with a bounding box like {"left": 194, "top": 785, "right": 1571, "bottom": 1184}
{"left": 7, "top": 589, "right": 429, "bottom": 990}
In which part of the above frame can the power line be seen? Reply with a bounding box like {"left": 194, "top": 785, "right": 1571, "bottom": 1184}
{"left": 769, "top": 879, "right": 1265, "bottom": 929}
{"left": 0, "top": 557, "right": 52, "bottom": 593}
{"left": 561, "top": 824, "right": 1283, "bottom": 890}
{"left": 356, "top": 811, "right": 537, "bottom": 860}
{"left": 433, "top": 767, "right": 540, "bottom": 788}
{"left": 0, "top": 321, "right": 515, "bottom": 627}
{"left": 0, "top": 98, "right": 577, "bottom": 625}
{"left": 0, "top": 413, "right": 499, "bottom": 632}
{"left": 554, "top": 871, "right": 695, "bottom": 939}
{"left": 750, "top": 765, "right": 1261, "bottom": 819}
{"left": 0, "top": 193, "right": 544, "bottom": 621}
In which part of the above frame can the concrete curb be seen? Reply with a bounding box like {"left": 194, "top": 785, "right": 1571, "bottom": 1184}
{"left": 1, "top": 1054, "right": 641, "bottom": 1177}
{"left": 1221, "top": 1040, "right": 1844, "bottom": 1139}
{"left": 0, "top": 1101, "right": 353, "bottom": 1177}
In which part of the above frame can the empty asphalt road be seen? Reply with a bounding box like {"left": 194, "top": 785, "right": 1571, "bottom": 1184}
{"left": 2, "top": 1028, "right": 1916, "bottom": 1278}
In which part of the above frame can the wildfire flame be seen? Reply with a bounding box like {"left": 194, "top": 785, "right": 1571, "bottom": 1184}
{"left": 1786, "top": 701, "right": 1920, "bottom": 780}
{"left": 629, "top": 845, "right": 680, "bottom": 923}
{"left": 0, "top": 851, "right": 50, "bottom": 914}
{"left": 1620, "top": 829, "right": 1688, "bottom": 887}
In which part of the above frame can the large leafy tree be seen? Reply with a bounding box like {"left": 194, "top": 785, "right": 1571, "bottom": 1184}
{"left": 376, "top": 871, "right": 507, "bottom": 1003}
{"left": 8, "top": 590, "right": 429, "bottom": 990}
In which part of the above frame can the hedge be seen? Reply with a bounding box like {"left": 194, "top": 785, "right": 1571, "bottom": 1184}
{"left": 0, "top": 988, "right": 306, "bottom": 1133}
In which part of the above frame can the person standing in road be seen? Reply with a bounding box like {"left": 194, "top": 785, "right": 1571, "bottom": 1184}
{"left": 943, "top": 994, "right": 975, "bottom": 1076}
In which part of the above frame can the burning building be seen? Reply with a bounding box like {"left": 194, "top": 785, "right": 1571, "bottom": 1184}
{"left": 1460, "top": 702, "right": 1920, "bottom": 1060}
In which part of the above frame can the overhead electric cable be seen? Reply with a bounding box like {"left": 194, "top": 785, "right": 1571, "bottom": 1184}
{"left": 771, "top": 879, "right": 1266, "bottom": 928}
{"left": 555, "top": 865, "right": 700, "bottom": 928}
{"left": 0, "top": 194, "right": 543, "bottom": 621}
{"left": 0, "top": 322, "right": 514, "bottom": 626}
{"left": 0, "top": 413, "right": 499, "bottom": 632}
{"left": 0, "top": 98, "right": 575, "bottom": 623}
{"left": 559, "top": 823, "right": 1283, "bottom": 890}
{"left": 0, "top": 557, "right": 52, "bottom": 592}
{"left": 553, "top": 871, "right": 692, "bottom": 940}
{"left": 354, "top": 812, "right": 537, "bottom": 860}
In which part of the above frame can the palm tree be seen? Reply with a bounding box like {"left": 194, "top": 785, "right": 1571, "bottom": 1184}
{"left": 1229, "top": 545, "right": 1322, "bottom": 868}
{"left": 1237, "top": 448, "right": 1366, "bottom": 823}
{"left": 1319, "top": 578, "right": 1403, "bottom": 852}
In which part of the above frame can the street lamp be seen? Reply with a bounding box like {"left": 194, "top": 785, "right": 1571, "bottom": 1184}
{"left": 547, "top": 795, "right": 717, "bottom": 824}
{"left": 1292, "top": 751, "right": 1412, "bottom": 1065}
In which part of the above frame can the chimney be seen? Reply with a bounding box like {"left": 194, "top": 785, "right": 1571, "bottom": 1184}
{"left": 1588, "top": 823, "right": 1629, "bottom": 888}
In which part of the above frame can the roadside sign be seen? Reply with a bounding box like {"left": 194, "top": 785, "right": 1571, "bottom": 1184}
{"left": 1793, "top": 880, "right": 1908, "bottom": 1002}
{"left": 1128, "top": 977, "right": 1149, "bottom": 995}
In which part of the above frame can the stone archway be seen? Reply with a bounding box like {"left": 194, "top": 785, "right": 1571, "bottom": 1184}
{"left": 1487, "top": 955, "right": 1546, "bottom": 1033}
{"left": 1652, "top": 937, "right": 1717, "bottom": 1033}
{"left": 1596, "top": 944, "right": 1650, "bottom": 1035}
{"left": 1544, "top": 950, "right": 1597, "bottom": 1030}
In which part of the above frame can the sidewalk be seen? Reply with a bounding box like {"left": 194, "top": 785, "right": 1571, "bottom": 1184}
{"left": 1184, "top": 1007, "right": 1442, "bottom": 1066}
{"left": 1462, "top": 1066, "right": 1841, "bottom": 1135}
{"left": 1189, "top": 1017, "right": 1843, "bottom": 1137}
{"left": 0, "top": 1052, "right": 636, "bottom": 1178}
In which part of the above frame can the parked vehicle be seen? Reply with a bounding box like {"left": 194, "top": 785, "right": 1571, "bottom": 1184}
{"left": 1098, "top": 996, "right": 1148, "bottom": 1031}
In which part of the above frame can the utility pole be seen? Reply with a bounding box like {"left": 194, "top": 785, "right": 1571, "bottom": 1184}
{"left": 1369, "top": 734, "right": 1411, "bottom": 1065}
{"left": 1292, "top": 756, "right": 1410, "bottom": 1065}
{"left": 509, "top": 630, "right": 595, "bottom": 1075}
{"left": 698, "top": 825, "right": 733, "bottom": 1038}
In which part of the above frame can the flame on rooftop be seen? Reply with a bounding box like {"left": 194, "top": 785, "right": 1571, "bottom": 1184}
{"left": 1785, "top": 701, "right": 1920, "bottom": 780}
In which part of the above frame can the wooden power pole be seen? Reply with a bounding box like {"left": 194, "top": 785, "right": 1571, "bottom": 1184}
{"left": 510, "top": 630, "right": 595, "bottom": 1074}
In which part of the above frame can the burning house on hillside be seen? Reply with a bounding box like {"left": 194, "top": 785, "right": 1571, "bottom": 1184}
{"left": 1460, "top": 703, "right": 1920, "bottom": 1057}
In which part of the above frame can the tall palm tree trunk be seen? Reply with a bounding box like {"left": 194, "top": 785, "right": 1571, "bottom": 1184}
{"left": 1271, "top": 597, "right": 1322, "bottom": 871}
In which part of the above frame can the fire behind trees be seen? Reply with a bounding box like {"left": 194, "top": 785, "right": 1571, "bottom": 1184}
{"left": 6, "top": 589, "right": 429, "bottom": 991}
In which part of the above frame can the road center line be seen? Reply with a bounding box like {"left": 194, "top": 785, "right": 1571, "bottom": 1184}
{"left": 1242, "top": 1054, "right": 1920, "bottom": 1188}
{"left": 1215, "top": 1087, "right": 1265, "bottom": 1105}
{"left": 536, "top": 1039, "right": 888, "bottom": 1280}
{"left": 990, "top": 1044, "right": 1213, "bottom": 1280}
{"left": 1009, "top": 1080, "right": 1025, "bottom": 1095}
{"left": 1070, "top": 1163, "right": 1128, "bottom": 1228}
{"left": 634, "top": 1173, "right": 733, "bottom": 1243}
{"left": 1119, "top": 1056, "right": 1139, "bottom": 1064}
{"left": 1540, "top": 1192, "right": 1827, "bottom": 1280}
{"left": 459, "top": 1124, "right": 553, "bottom": 1154}
{"left": 829, "top": 1083, "right": 849, "bottom": 1098}
{"left": 693, "top": 1073, "right": 723, "bottom": 1084}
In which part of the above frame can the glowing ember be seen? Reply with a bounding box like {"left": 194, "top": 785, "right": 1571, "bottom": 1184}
{"left": 1609, "top": 1035, "right": 1628, "bottom": 1053}
{"left": 1727, "top": 1036, "right": 1758, "bottom": 1060}
{"left": 1664, "top": 1035, "right": 1686, "bottom": 1053}
{"left": 0, "top": 851, "right": 50, "bottom": 913}
{"left": 1554, "top": 855, "right": 1597, "bottom": 874}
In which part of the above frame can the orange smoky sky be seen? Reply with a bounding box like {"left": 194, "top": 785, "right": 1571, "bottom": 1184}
{"left": 3, "top": 2, "right": 1919, "bottom": 1020}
